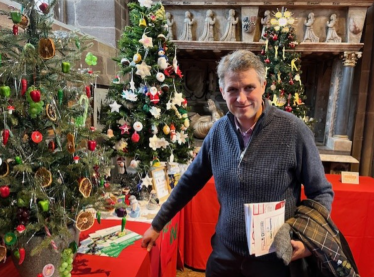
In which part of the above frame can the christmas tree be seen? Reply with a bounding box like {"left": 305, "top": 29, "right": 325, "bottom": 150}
{"left": 0, "top": 0, "right": 118, "bottom": 269}
{"left": 258, "top": 8, "right": 313, "bottom": 126}
{"left": 101, "top": 0, "right": 194, "bottom": 179}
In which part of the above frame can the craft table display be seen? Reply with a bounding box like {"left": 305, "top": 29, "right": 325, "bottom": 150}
{"left": 0, "top": 214, "right": 181, "bottom": 277}
{"left": 180, "top": 174, "right": 374, "bottom": 277}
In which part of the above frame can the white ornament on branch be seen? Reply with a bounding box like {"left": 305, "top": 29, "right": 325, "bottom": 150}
{"left": 109, "top": 101, "right": 121, "bottom": 113}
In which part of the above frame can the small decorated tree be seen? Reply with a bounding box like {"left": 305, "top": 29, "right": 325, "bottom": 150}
{"left": 0, "top": 0, "right": 118, "bottom": 274}
{"left": 101, "top": 0, "right": 194, "bottom": 181}
{"left": 258, "top": 8, "right": 313, "bottom": 126}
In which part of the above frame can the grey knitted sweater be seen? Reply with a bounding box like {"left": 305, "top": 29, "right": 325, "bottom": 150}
{"left": 152, "top": 100, "right": 334, "bottom": 255}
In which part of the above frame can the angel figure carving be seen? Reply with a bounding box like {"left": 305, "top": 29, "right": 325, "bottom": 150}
{"left": 165, "top": 12, "right": 174, "bottom": 40}
{"left": 190, "top": 99, "right": 224, "bottom": 139}
{"left": 179, "top": 11, "right": 194, "bottom": 41}
{"left": 326, "top": 14, "right": 342, "bottom": 43}
{"left": 303, "top": 13, "right": 319, "bottom": 42}
{"left": 199, "top": 9, "right": 216, "bottom": 41}
{"left": 220, "top": 9, "right": 239, "bottom": 41}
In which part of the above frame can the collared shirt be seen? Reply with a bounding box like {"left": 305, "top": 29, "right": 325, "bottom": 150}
{"left": 234, "top": 117, "right": 256, "bottom": 147}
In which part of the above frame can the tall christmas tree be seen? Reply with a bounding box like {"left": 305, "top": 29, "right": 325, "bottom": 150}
{"left": 101, "top": 0, "right": 194, "bottom": 179}
{"left": 258, "top": 8, "right": 313, "bottom": 125}
{"left": 0, "top": 0, "right": 117, "bottom": 270}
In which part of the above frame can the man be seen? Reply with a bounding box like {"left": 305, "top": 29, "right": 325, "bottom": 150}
{"left": 142, "top": 50, "right": 333, "bottom": 277}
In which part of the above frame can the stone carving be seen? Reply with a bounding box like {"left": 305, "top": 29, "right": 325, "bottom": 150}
{"left": 220, "top": 9, "right": 239, "bottom": 41}
{"left": 349, "top": 18, "right": 361, "bottom": 35}
{"left": 179, "top": 11, "right": 194, "bottom": 41}
{"left": 190, "top": 99, "right": 223, "bottom": 139}
{"left": 199, "top": 9, "right": 216, "bottom": 41}
{"left": 242, "top": 16, "right": 256, "bottom": 33}
{"left": 303, "top": 12, "right": 319, "bottom": 42}
{"left": 260, "top": 10, "right": 271, "bottom": 41}
{"left": 326, "top": 14, "right": 342, "bottom": 43}
{"left": 165, "top": 12, "right": 174, "bottom": 40}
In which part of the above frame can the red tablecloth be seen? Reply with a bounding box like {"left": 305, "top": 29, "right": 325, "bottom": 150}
{"left": 181, "top": 174, "right": 374, "bottom": 277}
{"left": 0, "top": 216, "right": 180, "bottom": 277}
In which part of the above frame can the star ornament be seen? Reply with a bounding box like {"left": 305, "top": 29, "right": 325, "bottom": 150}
{"left": 149, "top": 134, "right": 159, "bottom": 150}
{"left": 172, "top": 92, "right": 184, "bottom": 106}
{"left": 142, "top": 174, "right": 153, "bottom": 187}
{"left": 158, "top": 137, "right": 169, "bottom": 149}
{"left": 109, "top": 101, "right": 122, "bottom": 113}
{"left": 139, "top": 33, "right": 153, "bottom": 49}
{"left": 119, "top": 123, "right": 131, "bottom": 135}
{"left": 136, "top": 61, "right": 152, "bottom": 79}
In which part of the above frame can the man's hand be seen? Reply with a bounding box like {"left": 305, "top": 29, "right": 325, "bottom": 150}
{"left": 290, "top": 240, "right": 312, "bottom": 261}
{"left": 141, "top": 226, "right": 160, "bottom": 252}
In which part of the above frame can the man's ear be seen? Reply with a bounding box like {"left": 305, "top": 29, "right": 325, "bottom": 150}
{"left": 220, "top": 87, "right": 226, "bottom": 100}
{"left": 262, "top": 81, "right": 267, "bottom": 95}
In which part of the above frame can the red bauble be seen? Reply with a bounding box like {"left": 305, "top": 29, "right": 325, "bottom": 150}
{"left": 285, "top": 105, "right": 293, "bottom": 112}
{"left": 39, "top": 3, "right": 49, "bottom": 14}
{"left": 273, "top": 34, "right": 278, "bottom": 41}
{"left": 21, "top": 79, "right": 27, "bottom": 96}
{"left": 263, "top": 33, "right": 268, "bottom": 38}
{"left": 264, "top": 58, "right": 270, "bottom": 64}
{"left": 0, "top": 186, "right": 10, "bottom": 198}
{"left": 37, "top": 273, "right": 43, "bottom": 277}
{"left": 261, "top": 49, "right": 265, "bottom": 55}
{"left": 30, "top": 90, "right": 41, "bottom": 102}
{"left": 87, "top": 140, "right": 97, "bottom": 151}
{"left": 2, "top": 129, "right": 9, "bottom": 145}
{"left": 131, "top": 131, "right": 140, "bottom": 143}
{"left": 13, "top": 25, "right": 18, "bottom": 35}
{"left": 289, "top": 79, "right": 294, "bottom": 85}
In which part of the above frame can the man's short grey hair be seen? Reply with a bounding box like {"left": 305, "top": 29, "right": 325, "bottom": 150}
{"left": 217, "top": 50, "right": 266, "bottom": 89}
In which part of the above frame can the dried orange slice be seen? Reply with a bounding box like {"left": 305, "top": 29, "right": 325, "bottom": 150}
{"left": 75, "top": 211, "right": 95, "bottom": 231}
{"left": 0, "top": 245, "right": 6, "bottom": 262}
{"left": 0, "top": 161, "right": 9, "bottom": 177}
{"left": 46, "top": 103, "right": 57, "bottom": 121}
{"left": 79, "top": 177, "right": 92, "bottom": 198}
{"left": 66, "top": 133, "right": 75, "bottom": 154}
{"left": 35, "top": 167, "right": 52, "bottom": 187}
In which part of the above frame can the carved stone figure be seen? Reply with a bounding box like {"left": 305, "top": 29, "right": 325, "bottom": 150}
{"left": 199, "top": 9, "right": 216, "bottom": 41}
{"left": 303, "top": 13, "right": 319, "bottom": 42}
{"left": 190, "top": 99, "right": 224, "bottom": 139}
{"left": 326, "top": 14, "right": 342, "bottom": 43}
{"left": 260, "top": 10, "right": 271, "bottom": 41}
{"left": 220, "top": 9, "right": 239, "bottom": 41}
{"left": 179, "top": 11, "right": 194, "bottom": 41}
{"left": 165, "top": 12, "right": 174, "bottom": 40}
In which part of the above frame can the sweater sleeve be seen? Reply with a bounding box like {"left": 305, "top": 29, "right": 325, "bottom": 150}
{"left": 295, "top": 120, "right": 334, "bottom": 211}
{"left": 151, "top": 131, "right": 214, "bottom": 232}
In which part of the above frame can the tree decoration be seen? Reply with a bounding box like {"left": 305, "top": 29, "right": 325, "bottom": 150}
{"left": 259, "top": 7, "right": 312, "bottom": 126}
{"left": 139, "top": 32, "right": 154, "bottom": 49}
{"left": 38, "top": 38, "right": 56, "bottom": 60}
{"left": 109, "top": 101, "right": 122, "bottom": 113}
{"left": 85, "top": 52, "right": 98, "bottom": 66}
{"left": 136, "top": 61, "right": 152, "bottom": 79}
{"left": 0, "top": 1, "right": 117, "bottom": 268}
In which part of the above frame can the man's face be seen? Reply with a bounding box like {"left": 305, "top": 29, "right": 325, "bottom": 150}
{"left": 220, "top": 68, "right": 266, "bottom": 130}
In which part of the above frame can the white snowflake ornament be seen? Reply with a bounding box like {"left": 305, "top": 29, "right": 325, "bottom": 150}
{"left": 149, "top": 134, "right": 159, "bottom": 150}
{"left": 149, "top": 106, "right": 161, "bottom": 119}
{"left": 142, "top": 174, "right": 153, "bottom": 187}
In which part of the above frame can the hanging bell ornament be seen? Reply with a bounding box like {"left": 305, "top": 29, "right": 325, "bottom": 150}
{"left": 139, "top": 18, "right": 147, "bottom": 27}
{"left": 107, "top": 128, "right": 114, "bottom": 138}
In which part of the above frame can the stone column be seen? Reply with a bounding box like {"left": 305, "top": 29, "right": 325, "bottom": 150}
{"left": 327, "top": 51, "right": 361, "bottom": 151}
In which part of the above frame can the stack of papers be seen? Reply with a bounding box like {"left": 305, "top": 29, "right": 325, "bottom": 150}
{"left": 77, "top": 226, "right": 142, "bottom": 257}
{"left": 244, "top": 200, "right": 285, "bottom": 257}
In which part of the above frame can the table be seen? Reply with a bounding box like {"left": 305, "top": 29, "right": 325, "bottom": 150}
{"left": 181, "top": 174, "right": 374, "bottom": 277}
{"left": 0, "top": 215, "right": 181, "bottom": 277}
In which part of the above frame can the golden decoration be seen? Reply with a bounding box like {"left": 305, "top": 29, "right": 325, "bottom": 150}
{"left": 0, "top": 161, "right": 10, "bottom": 178}
{"left": 75, "top": 211, "right": 95, "bottom": 231}
{"left": 66, "top": 133, "right": 75, "bottom": 154}
{"left": 38, "top": 38, "right": 56, "bottom": 60}
{"left": 79, "top": 177, "right": 92, "bottom": 198}
{"left": 46, "top": 103, "right": 57, "bottom": 121}
{"left": 35, "top": 167, "right": 52, "bottom": 187}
